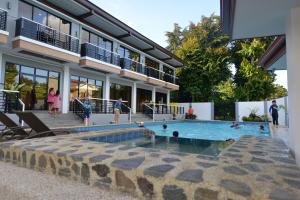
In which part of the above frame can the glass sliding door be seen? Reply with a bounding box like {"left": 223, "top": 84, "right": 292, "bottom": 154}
{"left": 4, "top": 63, "right": 60, "bottom": 110}
{"left": 136, "top": 88, "right": 152, "bottom": 112}
{"left": 79, "top": 77, "right": 87, "bottom": 98}
{"left": 110, "top": 83, "right": 132, "bottom": 107}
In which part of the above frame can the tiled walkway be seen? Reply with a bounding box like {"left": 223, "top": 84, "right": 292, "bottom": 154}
{"left": 0, "top": 128, "right": 299, "bottom": 200}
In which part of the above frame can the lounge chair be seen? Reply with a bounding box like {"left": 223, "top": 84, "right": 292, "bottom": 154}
{"left": 0, "top": 111, "right": 29, "bottom": 139}
{"left": 16, "top": 112, "right": 70, "bottom": 139}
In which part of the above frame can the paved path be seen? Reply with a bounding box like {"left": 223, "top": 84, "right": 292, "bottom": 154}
{"left": 0, "top": 162, "right": 137, "bottom": 200}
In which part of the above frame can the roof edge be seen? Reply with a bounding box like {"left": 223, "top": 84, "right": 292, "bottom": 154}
{"left": 258, "top": 36, "right": 286, "bottom": 69}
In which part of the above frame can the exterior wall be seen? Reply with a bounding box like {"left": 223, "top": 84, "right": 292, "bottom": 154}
{"left": 286, "top": 6, "right": 300, "bottom": 166}
{"left": 236, "top": 97, "right": 288, "bottom": 126}
{"left": 178, "top": 102, "right": 213, "bottom": 120}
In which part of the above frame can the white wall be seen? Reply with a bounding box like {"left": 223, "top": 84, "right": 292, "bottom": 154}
{"left": 236, "top": 97, "right": 288, "bottom": 126}
{"left": 179, "top": 102, "right": 213, "bottom": 120}
{"left": 237, "top": 101, "right": 265, "bottom": 122}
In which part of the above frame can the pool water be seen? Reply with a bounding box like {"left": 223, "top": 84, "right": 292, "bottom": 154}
{"left": 84, "top": 131, "right": 232, "bottom": 156}
{"left": 145, "top": 121, "right": 270, "bottom": 141}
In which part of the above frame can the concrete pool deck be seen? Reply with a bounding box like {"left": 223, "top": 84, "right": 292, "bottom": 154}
{"left": 0, "top": 127, "right": 299, "bottom": 200}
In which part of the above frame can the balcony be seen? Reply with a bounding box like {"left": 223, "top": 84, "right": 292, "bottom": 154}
{"left": 80, "top": 43, "right": 121, "bottom": 74}
{"left": 12, "top": 18, "right": 80, "bottom": 63}
{"left": 0, "top": 9, "right": 8, "bottom": 44}
{"left": 163, "top": 73, "right": 179, "bottom": 90}
{"left": 146, "top": 67, "right": 166, "bottom": 87}
{"left": 120, "top": 58, "right": 148, "bottom": 81}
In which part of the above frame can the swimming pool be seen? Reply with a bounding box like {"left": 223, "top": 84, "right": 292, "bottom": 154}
{"left": 145, "top": 121, "right": 270, "bottom": 141}
{"left": 84, "top": 130, "right": 232, "bottom": 156}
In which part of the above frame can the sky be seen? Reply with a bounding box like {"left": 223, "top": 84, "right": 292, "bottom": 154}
{"left": 89, "top": 0, "right": 287, "bottom": 89}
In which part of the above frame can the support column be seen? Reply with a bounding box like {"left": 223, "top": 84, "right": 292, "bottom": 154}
{"left": 103, "top": 75, "right": 110, "bottom": 100}
{"left": 286, "top": 6, "right": 300, "bottom": 165}
{"left": 151, "top": 87, "right": 156, "bottom": 103}
{"left": 62, "top": 65, "right": 70, "bottom": 113}
{"left": 0, "top": 52, "right": 4, "bottom": 88}
{"left": 131, "top": 82, "right": 137, "bottom": 113}
{"left": 167, "top": 90, "right": 170, "bottom": 105}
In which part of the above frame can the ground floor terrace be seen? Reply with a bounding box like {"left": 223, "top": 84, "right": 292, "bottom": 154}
{"left": 0, "top": 122, "right": 299, "bottom": 200}
{"left": 0, "top": 53, "right": 178, "bottom": 115}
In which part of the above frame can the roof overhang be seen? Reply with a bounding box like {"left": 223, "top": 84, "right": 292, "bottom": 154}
{"left": 36, "top": 0, "right": 185, "bottom": 68}
{"left": 258, "top": 36, "right": 287, "bottom": 70}
{"left": 220, "top": 0, "right": 300, "bottom": 40}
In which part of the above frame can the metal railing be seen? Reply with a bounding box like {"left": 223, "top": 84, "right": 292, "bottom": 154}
{"left": 81, "top": 42, "right": 120, "bottom": 66}
{"left": 143, "top": 103, "right": 185, "bottom": 115}
{"left": 72, "top": 98, "right": 85, "bottom": 120}
{"left": 120, "top": 57, "right": 146, "bottom": 75}
{"left": 142, "top": 103, "right": 154, "bottom": 120}
{"left": 0, "top": 8, "right": 7, "bottom": 31}
{"left": 15, "top": 17, "right": 80, "bottom": 53}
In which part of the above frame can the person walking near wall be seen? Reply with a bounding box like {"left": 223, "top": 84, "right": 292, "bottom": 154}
{"left": 114, "top": 98, "right": 122, "bottom": 124}
{"left": 53, "top": 90, "right": 61, "bottom": 118}
{"left": 269, "top": 100, "right": 279, "bottom": 128}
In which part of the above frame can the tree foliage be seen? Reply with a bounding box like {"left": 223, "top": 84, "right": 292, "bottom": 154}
{"left": 165, "top": 14, "right": 286, "bottom": 102}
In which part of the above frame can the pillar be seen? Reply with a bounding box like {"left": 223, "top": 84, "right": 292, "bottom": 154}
{"left": 131, "top": 82, "right": 137, "bottom": 113}
{"left": 103, "top": 75, "right": 110, "bottom": 100}
{"left": 152, "top": 87, "right": 156, "bottom": 103}
{"left": 0, "top": 52, "right": 4, "bottom": 88}
{"left": 286, "top": 6, "right": 300, "bottom": 165}
{"left": 62, "top": 65, "right": 70, "bottom": 113}
{"left": 167, "top": 90, "right": 170, "bottom": 105}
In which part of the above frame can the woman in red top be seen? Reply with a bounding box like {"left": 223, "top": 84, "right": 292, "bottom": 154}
{"left": 47, "top": 88, "right": 55, "bottom": 115}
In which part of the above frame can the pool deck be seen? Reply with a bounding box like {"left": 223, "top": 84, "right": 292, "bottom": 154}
{"left": 0, "top": 127, "right": 299, "bottom": 200}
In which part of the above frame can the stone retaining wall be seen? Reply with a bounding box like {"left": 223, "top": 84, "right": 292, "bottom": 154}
{"left": 0, "top": 129, "right": 300, "bottom": 200}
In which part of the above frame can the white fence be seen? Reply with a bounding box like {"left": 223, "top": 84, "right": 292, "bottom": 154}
{"left": 179, "top": 96, "right": 288, "bottom": 126}
{"left": 178, "top": 102, "right": 213, "bottom": 120}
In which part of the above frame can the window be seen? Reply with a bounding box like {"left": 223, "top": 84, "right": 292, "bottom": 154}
{"left": 163, "top": 65, "right": 174, "bottom": 75}
{"left": 81, "top": 29, "right": 113, "bottom": 52}
{"left": 110, "top": 83, "right": 131, "bottom": 107}
{"left": 19, "top": 1, "right": 32, "bottom": 19}
{"left": 119, "top": 46, "right": 140, "bottom": 62}
{"left": 145, "top": 57, "right": 159, "bottom": 69}
{"left": 69, "top": 76, "right": 103, "bottom": 100}
{"left": 33, "top": 7, "right": 47, "bottom": 25}
{"left": 19, "top": 1, "right": 71, "bottom": 35}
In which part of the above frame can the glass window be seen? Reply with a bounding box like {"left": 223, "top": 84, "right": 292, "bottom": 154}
{"left": 118, "top": 46, "right": 125, "bottom": 58}
{"left": 81, "top": 29, "right": 90, "bottom": 44}
{"left": 90, "top": 33, "right": 98, "bottom": 46}
{"left": 19, "top": 1, "right": 33, "bottom": 19}
{"left": 47, "top": 14, "right": 60, "bottom": 31}
{"left": 79, "top": 77, "right": 88, "bottom": 98}
{"left": 146, "top": 58, "right": 159, "bottom": 69}
{"left": 70, "top": 76, "right": 79, "bottom": 100}
{"left": 33, "top": 7, "right": 47, "bottom": 25}
{"left": 4, "top": 63, "right": 20, "bottom": 89}
{"left": 163, "top": 65, "right": 174, "bottom": 75}
{"left": 110, "top": 83, "right": 131, "bottom": 107}
{"left": 21, "top": 66, "right": 34, "bottom": 74}
{"left": 119, "top": 46, "right": 140, "bottom": 61}
{"left": 60, "top": 19, "right": 70, "bottom": 34}
{"left": 49, "top": 71, "right": 59, "bottom": 78}
{"left": 96, "top": 80, "right": 103, "bottom": 87}
{"left": 36, "top": 69, "right": 48, "bottom": 77}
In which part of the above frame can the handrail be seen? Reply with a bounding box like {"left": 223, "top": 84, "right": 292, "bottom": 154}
{"left": 142, "top": 103, "right": 155, "bottom": 121}
{"left": 121, "top": 102, "right": 132, "bottom": 123}
{"left": 85, "top": 97, "right": 128, "bottom": 103}
{"left": 0, "top": 89, "right": 20, "bottom": 93}
{"left": 18, "top": 98, "right": 25, "bottom": 126}
{"left": 20, "top": 17, "right": 78, "bottom": 39}
{"left": 82, "top": 42, "right": 120, "bottom": 56}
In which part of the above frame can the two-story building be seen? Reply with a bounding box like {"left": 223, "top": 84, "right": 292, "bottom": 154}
{"left": 0, "top": 0, "right": 183, "bottom": 115}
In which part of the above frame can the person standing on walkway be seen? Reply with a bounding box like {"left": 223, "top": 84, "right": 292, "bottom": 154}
{"left": 83, "top": 97, "right": 92, "bottom": 126}
{"left": 47, "top": 88, "right": 55, "bottom": 115}
{"left": 53, "top": 90, "right": 61, "bottom": 118}
{"left": 269, "top": 100, "right": 279, "bottom": 128}
{"left": 114, "top": 98, "right": 122, "bottom": 124}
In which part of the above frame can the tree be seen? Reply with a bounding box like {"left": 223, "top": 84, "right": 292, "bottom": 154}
{"left": 165, "top": 23, "right": 183, "bottom": 54}
{"left": 270, "top": 84, "right": 288, "bottom": 99}
{"left": 166, "top": 14, "right": 231, "bottom": 102}
{"left": 233, "top": 39, "right": 276, "bottom": 101}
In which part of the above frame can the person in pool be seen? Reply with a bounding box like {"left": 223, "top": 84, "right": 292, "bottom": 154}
{"left": 173, "top": 131, "right": 179, "bottom": 138}
{"left": 230, "top": 122, "right": 240, "bottom": 129}
{"left": 163, "top": 124, "right": 167, "bottom": 129}
{"left": 259, "top": 124, "right": 265, "bottom": 132}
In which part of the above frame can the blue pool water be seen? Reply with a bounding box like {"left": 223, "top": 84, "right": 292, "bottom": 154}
{"left": 145, "top": 121, "right": 270, "bottom": 141}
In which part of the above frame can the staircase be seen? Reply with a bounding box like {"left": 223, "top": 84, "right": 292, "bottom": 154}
{"left": 34, "top": 112, "right": 83, "bottom": 128}
{"left": 131, "top": 113, "right": 153, "bottom": 122}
